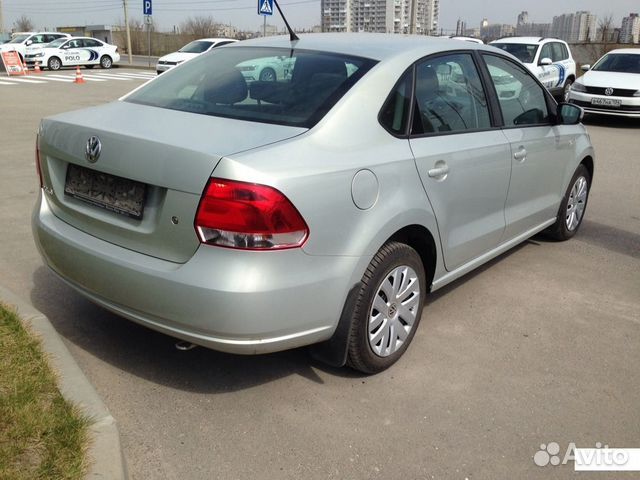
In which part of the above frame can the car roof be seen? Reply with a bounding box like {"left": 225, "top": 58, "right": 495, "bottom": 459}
{"left": 230, "top": 33, "right": 490, "bottom": 62}
{"left": 192, "top": 38, "right": 238, "bottom": 43}
{"left": 62, "top": 37, "right": 103, "bottom": 41}
{"left": 491, "top": 36, "right": 565, "bottom": 45}
{"left": 605, "top": 48, "right": 640, "bottom": 55}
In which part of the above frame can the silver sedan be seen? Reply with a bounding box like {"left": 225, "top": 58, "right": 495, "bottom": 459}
{"left": 32, "top": 34, "right": 594, "bottom": 373}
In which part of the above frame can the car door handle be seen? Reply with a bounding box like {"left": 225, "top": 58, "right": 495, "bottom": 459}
{"left": 428, "top": 164, "right": 449, "bottom": 179}
{"left": 513, "top": 148, "right": 527, "bottom": 161}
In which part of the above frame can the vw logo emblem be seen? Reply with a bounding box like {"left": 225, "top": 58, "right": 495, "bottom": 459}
{"left": 85, "top": 136, "right": 102, "bottom": 163}
{"left": 604, "top": 87, "right": 614, "bottom": 96}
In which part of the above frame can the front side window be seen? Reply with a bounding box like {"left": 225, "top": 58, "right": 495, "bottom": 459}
{"left": 539, "top": 44, "right": 553, "bottom": 63}
{"left": 29, "top": 34, "right": 47, "bottom": 44}
{"left": 412, "top": 53, "right": 491, "bottom": 135}
{"left": 484, "top": 55, "right": 549, "bottom": 127}
{"left": 125, "top": 47, "right": 377, "bottom": 128}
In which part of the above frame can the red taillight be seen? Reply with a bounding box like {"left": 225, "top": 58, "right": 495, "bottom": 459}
{"left": 195, "top": 178, "right": 309, "bottom": 250}
{"left": 35, "top": 134, "right": 43, "bottom": 188}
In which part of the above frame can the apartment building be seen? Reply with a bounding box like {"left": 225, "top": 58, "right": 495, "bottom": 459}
{"left": 321, "top": 0, "right": 439, "bottom": 35}
{"left": 620, "top": 13, "right": 640, "bottom": 43}
{"left": 550, "top": 11, "right": 597, "bottom": 42}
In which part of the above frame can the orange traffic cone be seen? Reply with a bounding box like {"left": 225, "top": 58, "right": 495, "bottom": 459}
{"left": 74, "top": 65, "right": 85, "bottom": 84}
{"left": 34, "top": 61, "right": 42, "bottom": 74}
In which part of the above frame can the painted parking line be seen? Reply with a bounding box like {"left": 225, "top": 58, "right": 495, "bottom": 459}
{"left": 35, "top": 75, "right": 74, "bottom": 82}
{"left": 0, "top": 80, "right": 16, "bottom": 85}
{"left": 82, "top": 74, "right": 132, "bottom": 81}
{"left": 45, "top": 74, "right": 107, "bottom": 82}
{"left": 2, "top": 77, "right": 48, "bottom": 84}
{"left": 105, "top": 72, "right": 156, "bottom": 78}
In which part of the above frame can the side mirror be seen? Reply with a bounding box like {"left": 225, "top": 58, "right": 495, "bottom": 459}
{"left": 557, "top": 103, "right": 583, "bottom": 125}
{"left": 25, "top": 40, "right": 33, "bottom": 46}
{"left": 539, "top": 57, "right": 553, "bottom": 66}
{"left": 580, "top": 64, "right": 591, "bottom": 72}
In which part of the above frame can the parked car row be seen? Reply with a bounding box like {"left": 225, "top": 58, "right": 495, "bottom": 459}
{"left": 1, "top": 31, "right": 120, "bottom": 70}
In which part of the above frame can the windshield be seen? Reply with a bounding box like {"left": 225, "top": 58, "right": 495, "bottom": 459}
{"left": 592, "top": 53, "right": 640, "bottom": 74}
{"left": 47, "top": 38, "right": 67, "bottom": 48}
{"left": 125, "top": 46, "right": 377, "bottom": 128}
{"left": 179, "top": 41, "right": 214, "bottom": 54}
{"left": 9, "top": 34, "right": 30, "bottom": 44}
{"left": 491, "top": 43, "right": 538, "bottom": 64}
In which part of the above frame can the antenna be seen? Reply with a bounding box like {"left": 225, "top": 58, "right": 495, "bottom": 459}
{"left": 273, "top": 0, "right": 299, "bottom": 42}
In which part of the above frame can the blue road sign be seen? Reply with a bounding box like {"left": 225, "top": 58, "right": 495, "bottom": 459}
{"left": 258, "top": 0, "right": 273, "bottom": 16}
{"left": 143, "top": 0, "right": 152, "bottom": 15}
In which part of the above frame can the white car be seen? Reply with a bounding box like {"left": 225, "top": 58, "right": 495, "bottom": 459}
{"left": 0, "top": 32, "right": 70, "bottom": 62}
{"left": 156, "top": 38, "right": 238, "bottom": 74}
{"left": 24, "top": 37, "right": 120, "bottom": 70}
{"left": 490, "top": 37, "right": 576, "bottom": 100}
{"left": 568, "top": 49, "right": 640, "bottom": 118}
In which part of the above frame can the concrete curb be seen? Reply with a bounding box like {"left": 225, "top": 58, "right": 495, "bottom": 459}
{"left": 0, "top": 285, "right": 128, "bottom": 480}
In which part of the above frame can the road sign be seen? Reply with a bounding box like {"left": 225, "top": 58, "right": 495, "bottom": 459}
{"left": 143, "top": 0, "right": 152, "bottom": 15}
{"left": 144, "top": 15, "right": 153, "bottom": 25}
{"left": 258, "top": 0, "right": 273, "bottom": 16}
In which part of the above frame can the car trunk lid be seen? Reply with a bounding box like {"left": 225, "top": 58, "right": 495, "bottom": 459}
{"left": 38, "top": 101, "right": 306, "bottom": 263}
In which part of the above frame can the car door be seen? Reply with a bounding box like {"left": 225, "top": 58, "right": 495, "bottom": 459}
{"left": 409, "top": 52, "right": 512, "bottom": 271}
{"left": 481, "top": 54, "right": 567, "bottom": 241}
{"left": 536, "top": 43, "right": 557, "bottom": 89}
{"left": 61, "top": 39, "right": 83, "bottom": 66}
{"left": 82, "top": 39, "right": 103, "bottom": 64}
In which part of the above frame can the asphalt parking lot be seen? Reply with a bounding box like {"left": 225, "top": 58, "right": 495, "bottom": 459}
{"left": 1, "top": 73, "right": 639, "bottom": 480}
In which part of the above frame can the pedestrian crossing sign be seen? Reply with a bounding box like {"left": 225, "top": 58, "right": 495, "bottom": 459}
{"left": 258, "top": 0, "right": 273, "bottom": 16}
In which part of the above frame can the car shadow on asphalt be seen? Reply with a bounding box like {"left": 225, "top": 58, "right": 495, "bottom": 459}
{"left": 27, "top": 237, "right": 557, "bottom": 390}
{"left": 30, "top": 266, "right": 331, "bottom": 392}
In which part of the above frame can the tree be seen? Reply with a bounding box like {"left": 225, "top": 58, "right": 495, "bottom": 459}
{"left": 13, "top": 15, "right": 34, "bottom": 32}
{"left": 599, "top": 14, "right": 614, "bottom": 42}
{"left": 180, "top": 16, "right": 219, "bottom": 38}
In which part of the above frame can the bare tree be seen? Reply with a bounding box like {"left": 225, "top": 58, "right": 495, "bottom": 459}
{"left": 13, "top": 15, "right": 34, "bottom": 32}
{"left": 180, "top": 16, "right": 219, "bottom": 38}
{"left": 599, "top": 14, "right": 614, "bottom": 43}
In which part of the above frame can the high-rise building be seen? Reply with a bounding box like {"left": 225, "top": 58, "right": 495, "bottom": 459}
{"left": 321, "top": 0, "right": 439, "bottom": 35}
{"left": 455, "top": 18, "right": 466, "bottom": 36}
{"left": 517, "top": 11, "right": 529, "bottom": 27}
{"left": 550, "top": 11, "right": 597, "bottom": 42}
{"left": 620, "top": 13, "right": 640, "bottom": 43}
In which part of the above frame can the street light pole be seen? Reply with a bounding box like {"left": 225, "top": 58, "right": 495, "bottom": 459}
{"left": 123, "top": 0, "right": 133, "bottom": 65}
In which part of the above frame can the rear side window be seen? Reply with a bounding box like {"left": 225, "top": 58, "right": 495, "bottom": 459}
{"left": 483, "top": 55, "right": 549, "bottom": 127}
{"left": 412, "top": 53, "right": 491, "bottom": 135}
{"left": 379, "top": 70, "right": 412, "bottom": 135}
{"left": 539, "top": 44, "right": 553, "bottom": 62}
{"left": 126, "top": 47, "right": 377, "bottom": 128}
{"left": 83, "top": 39, "right": 102, "bottom": 47}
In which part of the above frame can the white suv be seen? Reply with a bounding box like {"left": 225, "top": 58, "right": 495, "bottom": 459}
{"left": 0, "top": 32, "right": 71, "bottom": 61}
{"left": 490, "top": 37, "right": 576, "bottom": 101}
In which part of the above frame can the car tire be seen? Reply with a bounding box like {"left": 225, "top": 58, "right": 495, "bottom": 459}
{"left": 47, "top": 57, "right": 62, "bottom": 71}
{"left": 545, "top": 164, "right": 591, "bottom": 241}
{"left": 346, "top": 242, "right": 426, "bottom": 374}
{"left": 259, "top": 67, "right": 276, "bottom": 82}
{"left": 100, "top": 55, "right": 113, "bottom": 69}
{"left": 562, "top": 78, "right": 574, "bottom": 102}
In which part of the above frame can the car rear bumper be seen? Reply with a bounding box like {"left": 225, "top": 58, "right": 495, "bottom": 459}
{"left": 32, "top": 192, "right": 361, "bottom": 354}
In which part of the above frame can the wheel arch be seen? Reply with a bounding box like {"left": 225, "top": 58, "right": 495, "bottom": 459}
{"left": 310, "top": 221, "right": 440, "bottom": 368}
{"left": 580, "top": 155, "right": 594, "bottom": 181}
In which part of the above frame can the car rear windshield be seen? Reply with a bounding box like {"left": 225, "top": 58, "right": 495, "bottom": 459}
{"left": 179, "top": 41, "right": 213, "bottom": 54}
{"left": 592, "top": 53, "right": 640, "bottom": 74}
{"left": 491, "top": 43, "right": 538, "bottom": 64}
{"left": 125, "top": 46, "right": 377, "bottom": 128}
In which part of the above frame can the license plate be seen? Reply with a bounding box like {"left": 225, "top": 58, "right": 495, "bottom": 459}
{"left": 591, "top": 98, "right": 621, "bottom": 107}
{"left": 64, "top": 164, "right": 147, "bottom": 219}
